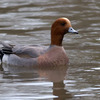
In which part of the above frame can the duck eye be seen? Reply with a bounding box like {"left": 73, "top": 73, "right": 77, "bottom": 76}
{"left": 61, "top": 22, "right": 66, "bottom": 26}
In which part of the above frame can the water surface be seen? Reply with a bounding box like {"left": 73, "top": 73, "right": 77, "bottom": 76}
{"left": 0, "top": 0, "right": 100, "bottom": 100}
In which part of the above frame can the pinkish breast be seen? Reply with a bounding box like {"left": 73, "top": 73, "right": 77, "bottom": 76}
{"left": 38, "top": 46, "right": 69, "bottom": 68}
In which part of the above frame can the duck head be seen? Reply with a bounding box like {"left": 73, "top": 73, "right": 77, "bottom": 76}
{"left": 51, "top": 18, "right": 78, "bottom": 46}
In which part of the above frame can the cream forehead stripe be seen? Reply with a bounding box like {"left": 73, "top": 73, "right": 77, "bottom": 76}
{"left": 61, "top": 18, "right": 71, "bottom": 23}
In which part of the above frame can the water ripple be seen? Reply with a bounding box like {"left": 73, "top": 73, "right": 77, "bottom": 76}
{"left": 0, "top": 0, "right": 100, "bottom": 100}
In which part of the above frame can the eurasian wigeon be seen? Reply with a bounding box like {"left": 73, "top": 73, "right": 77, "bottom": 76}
{"left": 0, "top": 18, "right": 78, "bottom": 69}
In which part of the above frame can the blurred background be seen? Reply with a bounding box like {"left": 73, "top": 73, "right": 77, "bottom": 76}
{"left": 0, "top": 0, "right": 100, "bottom": 100}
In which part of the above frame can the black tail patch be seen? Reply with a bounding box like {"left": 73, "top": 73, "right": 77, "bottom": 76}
{"left": 2, "top": 47, "right": 13, "bottom": 54}
{"left": 0, "top": 50, "right": 4, "bottom": 61}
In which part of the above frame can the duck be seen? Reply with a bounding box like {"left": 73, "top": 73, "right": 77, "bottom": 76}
{"left": 0, "top": 18, "right": 78, "bottom": 69}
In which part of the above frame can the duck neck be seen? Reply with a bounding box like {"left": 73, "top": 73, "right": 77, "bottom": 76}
{"left": 51, "top": 32, "right": 64, "bottom": 46}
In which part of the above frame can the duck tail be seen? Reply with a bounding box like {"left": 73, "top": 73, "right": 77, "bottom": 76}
{"left": 0, "top": 50, "right": 4, "bottom": 61}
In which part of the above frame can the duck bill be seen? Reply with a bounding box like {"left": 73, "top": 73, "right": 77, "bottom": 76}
{"left": 68, "top": 27, "right": 78, "bottom": 34}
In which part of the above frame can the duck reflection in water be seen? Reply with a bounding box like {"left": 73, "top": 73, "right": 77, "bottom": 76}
{"left": 44, "top": 65, "right": 72, "bottom": 99}
{"left": 38, "top": 66, "right": 72, "bottom": 99}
